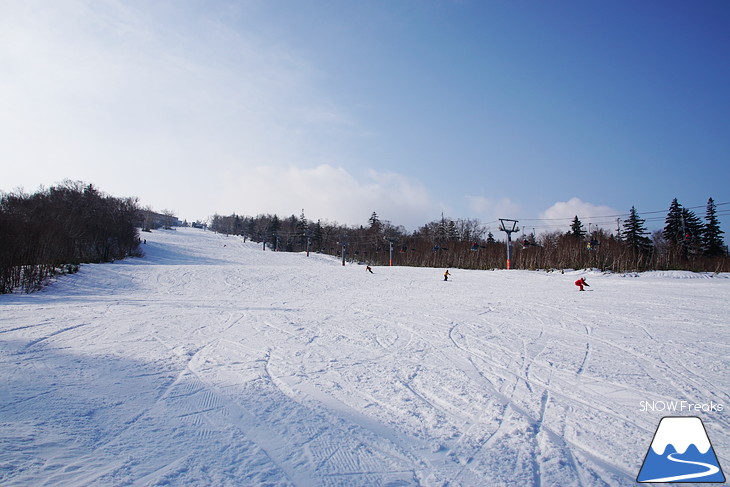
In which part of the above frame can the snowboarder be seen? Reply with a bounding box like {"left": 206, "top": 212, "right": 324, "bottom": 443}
{"left": 575, "top": 277, "right": 589, "bottom": 291}
{"left": 366, "top": 265, "right": 374, "bottom": 274}
{"left": 444, "top": 269, "right": 451, "bottom": 281}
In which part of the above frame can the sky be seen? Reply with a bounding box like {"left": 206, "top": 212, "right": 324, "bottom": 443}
{"left": 1, "top": 0, "right": 729, "bottom": 236}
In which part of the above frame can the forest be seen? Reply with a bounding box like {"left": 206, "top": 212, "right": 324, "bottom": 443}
{"left": 210, "top": 198, "right": 728, "bottom": 273}
{"left": 1, "top": 181, "right": 726, "bottom": 295}
{"left": 0, "top": 181, "right": 142, "bottom": 293}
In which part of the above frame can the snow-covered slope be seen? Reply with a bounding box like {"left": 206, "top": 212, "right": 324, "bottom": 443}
{"left": 1, "top": 228, "right": 727, "bottom": 486}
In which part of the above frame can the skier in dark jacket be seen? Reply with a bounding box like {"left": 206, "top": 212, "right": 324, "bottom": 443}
{"left": 444, "top": 270, "right": 451, "bottom": 281}
{"left": 575, "top": 277, "right": 589, "bottom": 291}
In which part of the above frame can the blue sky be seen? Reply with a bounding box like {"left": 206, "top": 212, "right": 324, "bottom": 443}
{"left": 1, "top": 0, "right": 728, "bottom": 236}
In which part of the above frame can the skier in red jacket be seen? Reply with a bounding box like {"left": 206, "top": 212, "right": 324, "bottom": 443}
{"left": 575, "top": 277, "right": 589, "bottom": 291}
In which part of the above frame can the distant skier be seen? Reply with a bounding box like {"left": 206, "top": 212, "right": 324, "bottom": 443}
{"left": 575, "top": 277, "right": 589, "bottom": 291}
{"left": 366, "top": 265, "right": 374, "bottom": 274}
{"left": 444, "top": 269, "right": 451, "bottom": 281}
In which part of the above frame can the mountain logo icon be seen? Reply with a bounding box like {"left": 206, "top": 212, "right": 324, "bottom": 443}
{"left": 637, "top": 416, "right": 725, "bottom": 483}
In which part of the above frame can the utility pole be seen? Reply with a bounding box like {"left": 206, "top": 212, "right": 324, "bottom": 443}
{"left": 499, "top": 219, "right": 519, "bottom": 269}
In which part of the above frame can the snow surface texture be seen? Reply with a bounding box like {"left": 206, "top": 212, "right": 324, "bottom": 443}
{"left": 1, "top": 228, "right": 727, "bottom": 486}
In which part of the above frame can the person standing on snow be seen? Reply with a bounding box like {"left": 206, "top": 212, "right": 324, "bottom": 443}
{"left": 444, "top": 270, "right": 451, "bottom": 281}
{"left": 575, "top": 277, "right": 589, "bottom": 291}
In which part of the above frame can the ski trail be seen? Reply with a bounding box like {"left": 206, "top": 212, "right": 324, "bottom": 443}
{"left": 2, "top": 228, "right": 727, "bottom": 486}
{"left": 576, "top": 343, "right": 591, "bottom": 376}
{"left": 0, "top": 322, "right": 55, "bottom": 335}
{"left": 458, "top": 347, "right": 634, "bottom": 483}
{"left": 20, "top": 323, "right": 88, "bottom": 351}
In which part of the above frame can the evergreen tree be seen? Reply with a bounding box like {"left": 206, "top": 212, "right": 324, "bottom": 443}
{"left": 296, "top": 210, "right": 309, "bottom": 249}
{"left": 622, "top": 206, "right": 652, "bottom": 251}
{"left": 270, "top": 215, "right": 281, "bottom": 232}
{"left": 486, "top": 232, "right": 496, "bottom": 244}
{"left": 570, "top": 216, "right": 586, "bottom": 239}
{"left": 296, "top": 210, "right": 308, "bottom": 233}
{"left": 233, "top": 214, "right": 242, "bottom": 235}
{"left": 368, "top": 212, "right": 382, "bottom": 234}
{"left": 681, "top": 208, "right": 704, "bottom": 256}
{"left": 703, "top": 198, "right": 725, "bottom": 256}
{"left": 663, "top": 198, "right": 684, "bottom": 244}
{"left": 436, "top": 213, "right": 448, "bottom": 241}
{"left": 246, "top": 218, "right": 256, "bottom": 241}
{"left": 269, "top": 215, "right": 281, "bottom": 249}
{"left": 447, "top": 220, "right": 459, "bottom": 240}
{"left": 312, "top": 219, "right": 323, "bottom": 251}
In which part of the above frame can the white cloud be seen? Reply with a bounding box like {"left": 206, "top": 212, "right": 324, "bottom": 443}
{"left": 538, "top": 197, "right": 620, "bottom": 232}
{"left": 220, "top": 165, "right": 434, "bottom": 229}
{"left": 0, "top": 1, "right": 363, "bottom": 212}
{"left": 0, "top": 1, "right": 437, "bottom": 228}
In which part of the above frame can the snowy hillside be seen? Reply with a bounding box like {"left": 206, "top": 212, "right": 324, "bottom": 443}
{"left": 1, "top": 228, "right": 727, "bottom": 486}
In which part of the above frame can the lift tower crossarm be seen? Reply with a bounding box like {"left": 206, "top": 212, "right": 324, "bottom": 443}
{"left": 499, "top": 218, "right": 520, "bottom": 270}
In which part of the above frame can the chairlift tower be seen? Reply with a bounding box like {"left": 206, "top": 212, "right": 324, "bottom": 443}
{"left": 385, "top": 237, "right": 398, "bottom": 266}
{"left": 339, "top": 235, "right": 348, "bottom": 266}
{"left": 499, "top": 219, "right": 519, "bottom": 269}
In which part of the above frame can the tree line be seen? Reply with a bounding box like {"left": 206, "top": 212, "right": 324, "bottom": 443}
{"left": 0, "top": 181, "right": 142, "bottom": 293}
{"left": 2, "top": 185, "right": 724, "bottom": 295}
{"left": 210, "top": 198, "right": 727, "bottom": 273}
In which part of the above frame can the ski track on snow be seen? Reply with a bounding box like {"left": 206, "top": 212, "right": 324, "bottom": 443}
{"left": 1, "top": 227, "right": 727, "bottom": 487}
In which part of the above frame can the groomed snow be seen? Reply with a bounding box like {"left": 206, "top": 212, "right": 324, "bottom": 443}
{"left": 1, "top": 227, "right": 727, "bottom": 486}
